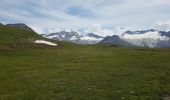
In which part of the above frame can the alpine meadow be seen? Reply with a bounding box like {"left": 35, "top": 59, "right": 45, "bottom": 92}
{"left": 0, "top": 0, "right": 170, "bottom": 100}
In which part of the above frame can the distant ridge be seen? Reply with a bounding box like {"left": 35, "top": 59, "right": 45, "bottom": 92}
{"left": 6, "top": 23, "right": 34, "bottom": 32}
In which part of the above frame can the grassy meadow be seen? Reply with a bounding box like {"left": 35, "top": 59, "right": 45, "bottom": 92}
{"left": 0, "top": 24, "right": 170, "bottom": 100}
{"left": 0, "top": 44, "right": 170, "bottom": 100}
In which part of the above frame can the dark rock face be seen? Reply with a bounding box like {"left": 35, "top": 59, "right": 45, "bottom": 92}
{"left": 99, "top": 35, "right": 134, "bottom": 47}
{"left": 159, "top": 31, "right": 170, "bottom": 37}
{"left": 99, "top": 35, "right": 120, "bottom": 44}
{"left": 6, "top": 23, "right": 34, "bottom": 32}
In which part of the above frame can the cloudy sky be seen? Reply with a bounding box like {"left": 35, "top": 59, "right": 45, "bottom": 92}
{"left": 0, "top": 0, "right": 170, "bottom": 34}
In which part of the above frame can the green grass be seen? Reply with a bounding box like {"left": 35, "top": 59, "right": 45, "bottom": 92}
{"left": 0, "top": 25, "right": 42, "bottom": 44}
{"left": 0, "top": 44, "right": 170, "bottom": 100}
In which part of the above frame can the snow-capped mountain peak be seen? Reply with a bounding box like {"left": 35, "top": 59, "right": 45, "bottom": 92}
{"left": 100, "top": 29, "right": 170, "bottom": 48}
{"left": 42, "top": 31, "right": 104, "bottom": 44}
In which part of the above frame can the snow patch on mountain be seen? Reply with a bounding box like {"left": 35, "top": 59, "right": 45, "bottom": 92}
{"left": 34, "top": 40, "right": 57, "bottom": 46}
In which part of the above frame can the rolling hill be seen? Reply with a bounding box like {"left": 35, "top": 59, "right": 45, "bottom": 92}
{"left": 0, "top": 24, "right": 59, "bottom": 48}
{"left": 0, "top": 24, "right": 41, "bottom": 44}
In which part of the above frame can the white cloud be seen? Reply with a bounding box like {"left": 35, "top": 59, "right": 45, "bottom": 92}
{"left": 47, "top": 28, "right": 61, "bottom": 34}
{"left": 121, "top": 31, "right": 168, "bottom": 40}
{"left": 81, "top": 36, "right": 103, "bottom": 41}
{"left": 65, "top": 29, "right": 72, "bottom": 32}
{"left": 153, "top": 21, "right": 170, "bottom": 32}
{"left": 86, "top": 24, "right": 113, "bottom": 36}
{"left": 1, "top": 0, "right": 170, "bottom": 32}
{"left": 31, "top": 26, "right": 45, "bottom": 34}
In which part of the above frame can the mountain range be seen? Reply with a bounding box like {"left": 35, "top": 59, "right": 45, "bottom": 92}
{"left": 42, "top": 31, "right": 104, "bottom": 44}
{"left": 100, "top": 30, "right": 170, "bottom": 48}
{"left": 41, "top": 28, "right": 170, "bottom": 48}
{"left": 1, "top": 23, "right": 170, "bottom": 48}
